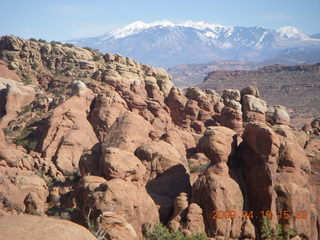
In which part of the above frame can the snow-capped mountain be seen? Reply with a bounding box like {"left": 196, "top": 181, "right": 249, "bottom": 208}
{"left": 68, "top": 20, "right": 320, "bottom": 67}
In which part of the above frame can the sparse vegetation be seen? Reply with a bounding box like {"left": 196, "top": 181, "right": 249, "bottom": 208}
{"left": 38, "top": 39, "right": 47, "bottom": 43}
{"left": 15, "top": 126, "right": 37, "bottom": 152}
{"left": 54, "top": 87, "right": 66, "bottom": 97}
{"left": 22, "top": 73, "right": 32, "bottom": 85}
{"left": 3, "top": 128, "right": 14, "bottom": 136}
{"left": 86, "top": 209, "right": 107, "bottom": 240}
{"left": 260, "top": 217, "right": 297, "bottom": 240}
{"left": 64, "top": 170, "right": 81, "bottom": 183}
{"left": 188, "top": 160, "right": 209, "bottom": 173}
{"left": 50, "top": 40, "right": 62, "bottom": 47}
{"left": 64, "top": 64, "right": 74, "bottom": 71}
{"left": 18, "top": 104, "right": 32, "bottom": 116}
{"left": 66, "top": 50, "right": 74, "bottom": 59}
{"left": 31, "top": 62, "right": 38, "bottom": 70}
{"left": 144, "top": 223, "right": 208, "bottom": 240}
{"left": 28, "top": 38, "right": 37, "bottom": 42}
{"left": 84, "top": 46, "right": 97, "bottom": 52}
{"left": 63, "top": 43, "right": 74, "bottom": 48}
{"left": 93, "top": 54, "right": 102, "bottom": 61}
{"left": 46, "top": 205, "right": 78, "bottom": 219}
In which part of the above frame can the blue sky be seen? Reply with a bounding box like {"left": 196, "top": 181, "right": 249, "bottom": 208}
{"left": 0, "top": 0, "right": 319, "bottom": 41}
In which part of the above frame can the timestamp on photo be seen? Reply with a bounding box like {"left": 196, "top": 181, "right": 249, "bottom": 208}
{"left": 212, "top": 210, "right": 308, "bottom": 220}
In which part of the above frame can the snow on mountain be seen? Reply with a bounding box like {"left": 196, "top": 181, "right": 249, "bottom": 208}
{"left": 68, "top": 20, "right": 320, "bottom": 68}
{"left": 108, "top": 20, "right": 175, "bottom": 39}
{"left": 276, "top": 26, "right": 309, "bottom": 40}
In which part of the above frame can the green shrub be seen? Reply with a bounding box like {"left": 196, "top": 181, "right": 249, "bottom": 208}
{"left": 22, "top": 73, "right": 32, "bottom": 85}
{"left": 84, "top": 46, "right": 95, "bottom": 52}
{"left": 18, "top": 104, "right": 31, "bottom": 116}
{"left": 85, "top": 209, "right": 106, "bottom": 240}
{"left": 50, "top": 41, "right": 62, "bottom": 46}
{"left": 64, "top": 64, "right": 74, "bottom": 71}
{"left": 145, "top": 223, "right": 208, "bottom": 240}
{"left": 63, "top": 43, "right": 74, "bottom": 48}
{"left": 54, "top": 87, "right": 66, "bottom": 97}
{"left": 92, "top": 55, "right": 101, "bottom": 61}
{"left": 66, "top": 51, "right": 74, "bottom": 59}
{"left": 31, "top": 62, "right": 38, "bottom": 70}
{"left": 29, "top": 38, "right": 37, "bottom": 42}
{"left": 188, "top": 160, "right": 209, "bottom": 173}
{"left": 190, "top": 164, "right": 208, "bottom": 173}
{"left": 46, "top": 205, "right": 78, "bottom": 218}
{"left": 260, "top": 217, "right": 297, "bottom": 240}
{"left": 15, "top": 127, "right": 37, "bottom": 152}
{"left": 38, "top": 39, "right": 47, "bottom": 43}
{"left": 3, "top": 128, "right": 14, "bottom": 136}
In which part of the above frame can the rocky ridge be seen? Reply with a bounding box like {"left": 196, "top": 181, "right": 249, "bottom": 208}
{"left": 198, "top": 64, "right": 320, "bottom": 127}
{"left": 0, "top": 36, "right": 319, "bottom": 240}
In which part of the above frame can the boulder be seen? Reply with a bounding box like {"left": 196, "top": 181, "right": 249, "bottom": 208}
{"left": 75, "top": 176, "right": 159, "bottom": 238}
{"left": 167, "top": 192, "right": 189, "bottom": 231}
{"left": 24, "top": 191, "right": 46, "bottom": 215}
{"left": 241, "top": 94, "right": 267, "bottom": 123}
{"left": 182, "top": 203, "right": 206, "bottom": 235}
{"left": 274, "top": 125, "right": 310, "bottom": 171}
{"left": 266, "top": 105, "right": 290, "bottom": 125}
{"left": 223, "top": 89, "right": 241, "bottom": 102}
{"left": 135, "top": 140, "right": 187, "bottom": 180}
{"left": 97, "top": 211, "right": 138, "bottom": 240}
{"left": 220, "top": 106, "right": 243, "bottom": 134}
{"left": 89, "top": 91, "right": 128, "bottom": 141}
{"left": 0, "top": 214, "right": 97, "bottom": 240}
{"left": 70, "top": 80, "right": 88, "bottom": 96}
{"left": 273, "top": 125, "right": 317, "bottom": 238}
{"left": 165, "top": 87, "right": 187, "bottom": 125}
{"left": 193, "top": 125, "right": 243, "bottom": 238}
{"left": 311, "top": 117, "right": 320, "bottom": 135}
{"left": 135, "top": 140, "right": 191, "bottom": 222}
{"left": 39, "top": 85, "right": 98, "bottom": 173}
{"left": 100, "top": 147, "right": 146, "bottom": 181}
{"left": 185, "top": 100, "right": 199, "bottom": 121}
{"left": 192, "top": 163, "right": 244, "bottom": 238}
{"left": 146, "top": 100, "right": 172, "bottom": 129}
{"left": 0, "top": 168, "right": 48, "bottom": 214}
{"left": 239, "top": 123, "right": 280, "bottom": 226}
{"left": 161, "top": 129, "right": 187, "bottom": 161}
{"left": 0, "top": 77, "right": 35, "bottom": 128}
{"left": 79, "top": 143, "right": 101, "bottom": 176}
{"left": 198, "top": 126, "right": 238, "bottom": 163}
{"left": 185, "top": 87, "right": 215, "bottom": 112}
{"left": 240, "top": 86, "right": 260, "bottom": 98}
{"left": 103, "top": 111, "right": 154, "bottom": 153}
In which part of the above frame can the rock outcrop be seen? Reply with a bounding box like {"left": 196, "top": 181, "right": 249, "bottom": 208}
{"left": 0, "top": 214, "right": 97, "bottom": 240}
{"left": 0, "top": 36, "right": 319, "bottom": 240}
{"left": 38, "top": 81, "right": 98, "bottom": 173}
{"left": 193, "top": 127, "right": 244, "bottom": 238}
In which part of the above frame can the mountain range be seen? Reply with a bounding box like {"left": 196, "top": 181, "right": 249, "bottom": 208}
{"left": 68, "top": 20, "right": 320, "bottom": 68}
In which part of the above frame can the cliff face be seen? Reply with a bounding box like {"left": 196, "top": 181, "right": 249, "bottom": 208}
{"left": 0, "top": 36, "right": 319, "bottom": 240}
{"left": 198, "top": 64, "right": 320, "bottom": 127}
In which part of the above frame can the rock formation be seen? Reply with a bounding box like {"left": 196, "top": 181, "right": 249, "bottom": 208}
{"left": 0, "top": 36, "right": 319, "bottom": 240}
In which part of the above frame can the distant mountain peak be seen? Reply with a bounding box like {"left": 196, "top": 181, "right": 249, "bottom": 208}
{"left": 180, "top": 21, "right": 226, "bottom": 31}
{"left": 108, "top": 20, "right": 228, "bottom": 39}
{"left": 68, "top": 20, "right": 320, "bottom": 68}
{"left": 108, "top": 20, "right": 175, "bottom": 39}
{"left": 276, "top": 26, "right": 309, "bottom": 40}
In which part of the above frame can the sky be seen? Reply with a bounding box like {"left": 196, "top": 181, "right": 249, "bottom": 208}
{"left": 0, "top": 0, "right": 319, "bottom": 41}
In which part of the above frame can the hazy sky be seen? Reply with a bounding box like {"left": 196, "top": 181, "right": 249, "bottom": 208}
{"left": 1, "top": 0, "right": 319, "bottom": 41}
